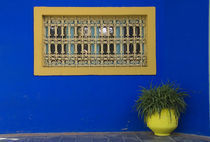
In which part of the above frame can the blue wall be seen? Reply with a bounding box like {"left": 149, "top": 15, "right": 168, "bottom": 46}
{"left": 0, "top": 0, "right": 209, "bottom": 136}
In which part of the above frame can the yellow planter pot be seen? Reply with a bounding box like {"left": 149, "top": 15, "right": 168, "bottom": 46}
{"left": 146, "top": 109, "right": 178, "bottom": 136}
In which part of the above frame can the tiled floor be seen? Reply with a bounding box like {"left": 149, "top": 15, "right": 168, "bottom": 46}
{"left": 0, "top": 132, "right": 209, "bottom": 142}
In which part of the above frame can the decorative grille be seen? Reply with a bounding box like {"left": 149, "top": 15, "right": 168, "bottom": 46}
{"left": 43, "top": 16, "right": 146, "bottom": 67}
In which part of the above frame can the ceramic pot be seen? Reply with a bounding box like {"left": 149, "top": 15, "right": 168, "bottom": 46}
{"left": 147, "top": 109, "right": 178, "bottom": 136}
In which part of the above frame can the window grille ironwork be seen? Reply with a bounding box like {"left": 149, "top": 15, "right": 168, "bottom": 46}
{"left": 43, "top": 16, "right": 146, "bottom": 67}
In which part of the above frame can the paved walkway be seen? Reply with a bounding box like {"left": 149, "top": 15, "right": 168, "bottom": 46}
{"left": 0, "top": 132, "right": 209, "bottom": 142}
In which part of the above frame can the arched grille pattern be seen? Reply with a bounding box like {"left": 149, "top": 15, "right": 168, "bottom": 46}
{"left": 43, "top": 16, "right": 146, "bottom": 67}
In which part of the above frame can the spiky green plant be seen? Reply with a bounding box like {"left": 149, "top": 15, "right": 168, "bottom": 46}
{"left": 136, "top": 81, "right": 188, "bottom": 122}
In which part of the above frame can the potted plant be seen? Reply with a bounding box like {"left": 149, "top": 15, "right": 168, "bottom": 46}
{"left": 135, "top": 81, "right": 188, "bottom": 136}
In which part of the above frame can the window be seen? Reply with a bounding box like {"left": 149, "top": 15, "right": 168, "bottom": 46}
{"left": 34, "top": 7, "right": 156, "bottom": 75}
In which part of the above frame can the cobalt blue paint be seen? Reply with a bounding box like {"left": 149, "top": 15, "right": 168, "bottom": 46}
{"left": 70, "top": 27, "right": 74, "bottom": 38}
{"left": 0, "top": 0, "right": 209, "bottom": 136}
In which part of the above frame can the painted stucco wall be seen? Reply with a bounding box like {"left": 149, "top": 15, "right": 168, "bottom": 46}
{"left": 0, "top": 0, "right": 209, "bottom": 136}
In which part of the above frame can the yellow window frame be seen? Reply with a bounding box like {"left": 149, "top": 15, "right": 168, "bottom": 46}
{"left": 34, "top": 7, "right": 156, "bottom": 75}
